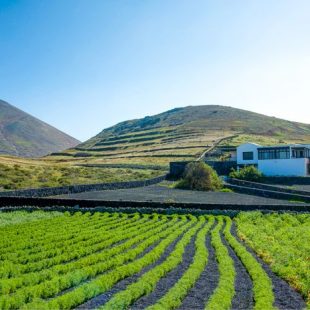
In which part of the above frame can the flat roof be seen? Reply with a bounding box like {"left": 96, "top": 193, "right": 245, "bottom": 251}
{"left": 257, "top": 144, "right": 310, "bottom": 149}
{"left": 238, "top": 143, "right": 310, "bottom": 150}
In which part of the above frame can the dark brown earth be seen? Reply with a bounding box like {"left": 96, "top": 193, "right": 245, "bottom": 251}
{"left": 55, "top": 184, "right": 306, "bottom": 205}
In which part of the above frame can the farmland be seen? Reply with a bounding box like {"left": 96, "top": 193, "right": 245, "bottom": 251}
{"left": 236, "top": 212, "right": 310, "bottom": 305}
{"left": 0, "top": 210, "right": 307, "bottom": 309}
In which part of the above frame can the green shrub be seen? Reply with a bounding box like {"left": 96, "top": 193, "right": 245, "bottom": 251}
{"left": 175, "top": 162, "right": 222, "bottom": 191}
{"left": 229, "top": 166, "right": 263, "bottom": 182}
{"left": 219, "top": 188, "right": 233, "bottom": 193}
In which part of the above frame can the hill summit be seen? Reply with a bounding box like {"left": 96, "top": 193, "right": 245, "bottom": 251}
{"left": 60, "top": 105, "right": 310, "bottom": 167}
{"left": 0, "top": 99, "right": 80, "bottom": 157}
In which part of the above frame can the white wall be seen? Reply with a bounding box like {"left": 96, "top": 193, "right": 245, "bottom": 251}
{"left": 258, "top": 158, "right": 307, "bottom": 176}
{"left": 237, "top": 143, "right": 259, "bottom": 165}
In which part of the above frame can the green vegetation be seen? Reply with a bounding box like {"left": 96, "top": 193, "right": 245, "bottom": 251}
{"left": 148, "top": 217, "right": 214, "bottom": 310}
{"left": 0, "top": 211, "right": 307, "bottom": 309}
{"left": 224, "top": 217, "right": 275, "bottom": 310}
{"left": 0, "top": 211, "right": 62, "bottom": 227}
{"left": 236, "top": 212, "right": 310, "bottom": 306}
{"left": 205, "top": 217, "right": 235, "bottom": 310}
{"left": 175, "top": 162, "right": 223, "bottom": 191}
{"left": 0, "top": 162, "right": 162, "bottom": 190}
{"left": 229, "top": 166, "right": 263, "bottom": 182}
{"left": 219, "top": 188, "right": 234, "bottom": 193}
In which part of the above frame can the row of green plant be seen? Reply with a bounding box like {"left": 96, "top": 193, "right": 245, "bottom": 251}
{"left": 0, "top": 213, "right": 129, "bottom": 265}
{"left": 2, "top": 211, "right": 307, "bottom": 309}
{"left": 235, "top": 212, "right": 310, "bottom": 306}
{"left": 0, "top": 215, "right": 155, "bottom": 282}
{"left": 0, "top": 216, "right": 190, "bottom": 309}
{"left": 100, "top": 216, "right": 207, "bottom": 310}
{"left": 0, "top": 215, "right": 171, "bottom": 295}
{"left": 0, "top": 211, "right": 93, "bottom": 252}
{"left": 18, "top": 216, "right": 194, "bottom": 310}
{"left": 147, "top": 217, "right": 214, "bottom": 310}
{"left": 205, "top": 217, "right": 235, "bottom": 310}
{"left": 0, "top": 213, "right": 131, "bottom": 262}
{"left": 0, "top": 210, "right": 62, "bottom": 227}
{"left": 1, "top": 213, "right": 144, "bottom": 265}
{"left": 2, "top": 213, "right": 125, "bottom": 259}
{"left": 223, "top": 217, "right": 275, "bottom": 310}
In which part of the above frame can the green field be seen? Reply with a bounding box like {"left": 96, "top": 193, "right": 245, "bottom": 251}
{"left": 236, "top": 212, "right": 310, "bottom": 305}
{"left": 0, "top": 210, "right": 308, "bottom": 309}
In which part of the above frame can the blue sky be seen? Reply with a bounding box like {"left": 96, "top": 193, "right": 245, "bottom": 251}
{"left": 0, "top": 0, "right": 309, "bottom": 141}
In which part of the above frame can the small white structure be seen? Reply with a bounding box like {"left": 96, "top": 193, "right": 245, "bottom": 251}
{"left": 236, "top": 143, "right": 310, "bottom": 177}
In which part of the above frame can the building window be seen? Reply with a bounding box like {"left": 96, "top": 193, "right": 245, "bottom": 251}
{"left": 292, "top": 148, "right": 310, "bottom": 158}
{"left": 243, "top": 152, "right": 254, "bottom": 160}
{"left": 258, "top": 147, "right": 290, "bottom": 160}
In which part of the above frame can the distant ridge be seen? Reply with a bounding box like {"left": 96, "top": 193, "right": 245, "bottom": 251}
{"left": 80, "top": 105, "right": 310, "bottom": 148}
{"left": 0, "top": 99, "right": 80, "bottom": 157}
{"left": 62, "top": 105, "right": 310, "bottom": 167}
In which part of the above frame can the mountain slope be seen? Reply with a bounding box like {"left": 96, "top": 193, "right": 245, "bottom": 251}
{"left": 0, "top": 100, "right": 80, "bottom": 157}
{"left": 56, "top": 105, "right": 310, "bottom": 167}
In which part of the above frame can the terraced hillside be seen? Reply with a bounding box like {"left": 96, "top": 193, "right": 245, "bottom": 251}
{"left": 53, "top": 105, "right": 310, "bottom": 167}
{"left": 0, "top": 211, "right": 307, "bottom": 309}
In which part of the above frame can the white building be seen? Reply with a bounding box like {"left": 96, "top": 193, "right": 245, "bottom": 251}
{"left": 236, "top": 143, "right": 310, "bottom": 177}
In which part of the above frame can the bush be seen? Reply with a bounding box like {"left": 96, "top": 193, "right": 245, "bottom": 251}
{"left": 220, "top": 188, "right": 234, "bottom": 193}
{"left": 229, "top": 166, "right": 263, "bottom": 182}
{"left": 175, "top": 162, "right": 223, "bottom": 191}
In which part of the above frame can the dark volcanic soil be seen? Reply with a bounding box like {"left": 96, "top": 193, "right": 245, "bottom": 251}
{"left": 55, "top": 184, "right": 305, "bottom": 205}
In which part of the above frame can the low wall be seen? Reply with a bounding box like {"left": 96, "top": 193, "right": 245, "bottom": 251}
{"left": 226, "top": 178, "right": 310, "bottom": 197}
{"left": 226, "top": 183, "right": 310, "bottom": 203}
{"left": 0, "top": 196, "right": 309, "bottom": 212}
{"left": 169, "top": 161, "right": 237, "bottom": 178}
{"left": 77, "top": 164, "right": 167, "bottom": 171}
{"left": 205, "top": 161, "right": 237, "bottom": 175}
{"left": 262, "top": 176, "right": 310, "bottom": 185}
{"left": 0, "top": 175, "right": 167, "bottom": 198}
{"left": 169, "top": 161, "right": 191, "bottom": 178}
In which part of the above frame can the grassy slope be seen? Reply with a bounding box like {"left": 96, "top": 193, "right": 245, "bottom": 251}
{"left": 58, "top": 105, "right": 310, "bottom": 166}
{"left": 1, "top": 105, "right": 309, "bottom": 190}
{"left": 0, "top": 156, "right": 162, "bottom": 190}
{"left": 0, "top": 100, "right": 80, "bottom": 157}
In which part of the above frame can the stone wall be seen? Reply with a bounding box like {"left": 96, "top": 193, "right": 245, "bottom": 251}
{"left": 225, "top": 183, "right": 310, "bottom": 203}
{"left": 226, "top": 178, "right": 310, "bottom": 197}
{"left": 168, "top": 161, "right": 191, "bottom": 179}
{"left": 205, "top": 161, "right": 237, "bottom": 175}
{"left": 0, "top": 196, "right": 309, "bottom": 213}
{"left": 169, "top": 160, "right": 236, "bottom": 178}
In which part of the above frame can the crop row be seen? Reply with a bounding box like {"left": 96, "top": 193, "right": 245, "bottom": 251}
{"left": 0, "top": 215, "right": 170, "bottom": 294}
{"left": 0, "top": 211, "right": 305, "bottom": 309}
{"left": 235, "top": 212, "right": 310, "bottom": 306}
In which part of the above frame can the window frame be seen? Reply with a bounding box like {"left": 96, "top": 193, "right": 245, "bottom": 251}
{"left": 242, "top": 151, "right": 254, "bottom": 161}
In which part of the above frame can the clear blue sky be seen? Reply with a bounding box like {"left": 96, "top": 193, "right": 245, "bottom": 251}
{"left": 0, "top": 0, "right": 309, "bottom": 141}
